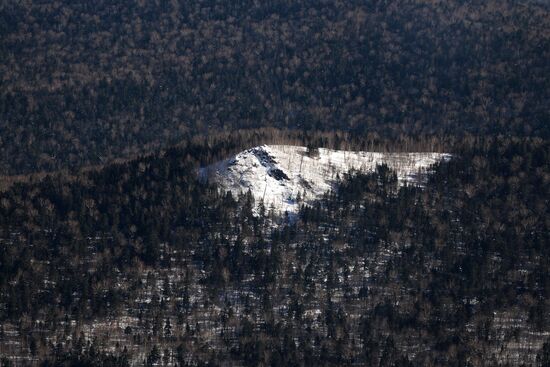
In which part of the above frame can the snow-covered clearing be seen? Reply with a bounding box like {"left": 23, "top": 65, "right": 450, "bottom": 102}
{"left": 200, "top": 145, "right": 451, "bottom": 215}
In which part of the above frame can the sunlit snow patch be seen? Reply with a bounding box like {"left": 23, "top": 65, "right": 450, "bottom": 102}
{"left": 200, "top": 145, "right": 451, "bottom": 216}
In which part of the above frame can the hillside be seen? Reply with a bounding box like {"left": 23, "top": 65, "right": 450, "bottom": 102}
{"left": 0, "top": 136, "right": 548, "bottom": 366}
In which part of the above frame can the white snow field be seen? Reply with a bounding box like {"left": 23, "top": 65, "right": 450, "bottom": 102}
{"left": 200, "top": 145, "right": 451, "bottom": 216}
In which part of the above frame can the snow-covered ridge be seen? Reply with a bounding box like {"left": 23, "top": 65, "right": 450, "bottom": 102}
{"left": 200, "top": 145, "right": 451, "bottom": 216}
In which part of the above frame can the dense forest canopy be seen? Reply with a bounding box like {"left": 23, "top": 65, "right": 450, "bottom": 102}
{"left": 0, "top": 133, "right": 548, "bottom": 365}
{"left": 1, "top": 0, "right": 549, "bottom": 174}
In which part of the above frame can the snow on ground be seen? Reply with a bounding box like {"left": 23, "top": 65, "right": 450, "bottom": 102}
{"left": 200, "top": 145, "right": 451, "bottom": 216}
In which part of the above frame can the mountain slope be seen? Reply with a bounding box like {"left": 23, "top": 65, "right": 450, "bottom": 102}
{"left": 201, "top": 145, "right": 451, "bottom": 215}
{"left": 0, "top": 138, "right": 548, "bottom": 366}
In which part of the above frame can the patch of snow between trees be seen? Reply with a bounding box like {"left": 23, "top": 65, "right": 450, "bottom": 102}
{"left": 200, "top": 145, "right": 451, "bottom": 216}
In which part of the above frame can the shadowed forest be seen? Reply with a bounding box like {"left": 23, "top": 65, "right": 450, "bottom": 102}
{"left": 0, "top": 132, "right": 549, "bottom": 366}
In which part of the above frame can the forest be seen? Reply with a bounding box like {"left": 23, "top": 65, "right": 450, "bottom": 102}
{"left": 0, "top": 0, "right": 549, "bottom": 174}
{"left": 0, "top": 131, "right": 548, "bottom": 366}
{"left": 0, "top": 0, "right": 549, "bottom": 366}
